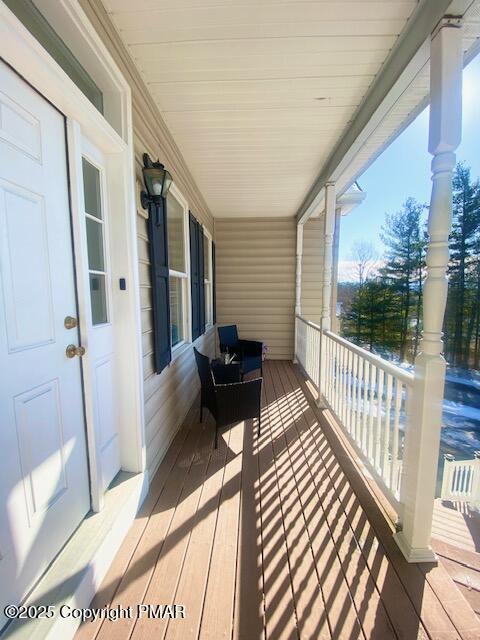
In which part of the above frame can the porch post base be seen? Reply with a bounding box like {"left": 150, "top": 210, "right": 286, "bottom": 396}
{"left": 393, "top": 531, "right": 437, "bottom": 563}
{"left": 316, "top": 394, "right": 327, "bottom": 409}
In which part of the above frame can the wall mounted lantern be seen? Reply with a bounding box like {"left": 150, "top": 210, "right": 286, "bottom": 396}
{"left": 140, "top": 153, "right": 172, "bottom": 209}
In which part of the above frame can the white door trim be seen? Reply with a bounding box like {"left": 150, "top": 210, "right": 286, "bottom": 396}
{"left": 0, "top": 0, "right": 146, "bottom": 511}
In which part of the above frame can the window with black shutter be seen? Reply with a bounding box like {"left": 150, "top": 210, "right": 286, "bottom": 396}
{"left": 198, "top": 227, "right": 205, "bottom": 332}
{"left": 166, "top": 189, "right": 188, "bottom": 349}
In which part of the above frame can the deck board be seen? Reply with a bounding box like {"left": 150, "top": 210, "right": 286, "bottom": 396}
{"left": 260, "top": 367, "right": 302, "bottom": 640}
{"left": 76, "top": 360, "right": 480, "bottom": 640}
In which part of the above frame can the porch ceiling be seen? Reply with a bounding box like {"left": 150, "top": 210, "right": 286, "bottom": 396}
{"left": 102, "top": 0, "right": 418, "bottom": 217}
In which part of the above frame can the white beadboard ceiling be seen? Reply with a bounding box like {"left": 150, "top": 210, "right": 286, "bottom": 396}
{"left": 102, "top": 0, "right": 418, "bottom": 217}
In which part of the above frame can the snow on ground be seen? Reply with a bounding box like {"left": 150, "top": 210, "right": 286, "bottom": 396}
{"left": 440, "top": 369, "right": 480, "bottom": 460}
{"left": 374, "top": 351, "right": 480, "bottom": 460}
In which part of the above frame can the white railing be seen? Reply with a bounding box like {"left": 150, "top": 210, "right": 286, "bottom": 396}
{"left": 295, "top": 315, "right": 321, "bottom": 387}
{"left": 322, "top": 330, "right": 413, "bottom": 502}
{"left": 441, "top": 453, "right": 480, "bottom": 506}
{"left": 295, "top": 316, "right": 414, "bottom": 508}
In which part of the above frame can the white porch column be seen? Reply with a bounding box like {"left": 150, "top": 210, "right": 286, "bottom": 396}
{"left": 331, "top": 206, "right": 342, "bottom": 332}
{"left": 394, "top": 17, "right": 463, "bottom": 562}
{"left": 293, "top": 221, "right": 304, "bottom": 363}
{"left": 317, "top": 182, "right": 336, "bottom": 404}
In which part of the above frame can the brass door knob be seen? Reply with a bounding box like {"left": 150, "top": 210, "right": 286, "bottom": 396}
{"left": 66, "top": 344, "right": 86, "bottom": 358}
{"left": 64, "top": 316, "right": 78, "bottom": 330}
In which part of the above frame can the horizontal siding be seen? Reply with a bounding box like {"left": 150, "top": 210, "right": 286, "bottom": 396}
{"left": 81, "top": 0, "right": 215, "bottom": 480}
{"left": 301, "top": 217, "right": 324, "bottom": 324}
{"left": 216, "top": 217, "right": 295, "bottom": 360}
{"left": 143, "top": 330, "right": 215, "bottom": 475}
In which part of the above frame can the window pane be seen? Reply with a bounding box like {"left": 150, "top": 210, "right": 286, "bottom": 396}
{"left": 166, "top": 192, "right": 185, "bottom": 272}
{"left": 89, "top": 274, "right": 108, "bottom": 325}
{"left": 204, "top": 235, "right": 210, "bottom": 280}
{"left": 3, "top": 0, "right": 103, "bottom": 113}
{"left": 86, "top": 218, "right": 105, "bottom": 271}
{"left": 205, "top": 282, "right": 212, "bottom": 325}
{"left": 169, "top": 277, "right": 183, "bottom": 346}
{"left": 82, "top": 158, "right": 102, "bottom": 219}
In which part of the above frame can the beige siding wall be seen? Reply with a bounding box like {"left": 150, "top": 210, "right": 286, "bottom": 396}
{"left": 215, "top": 218, "right": 295, "bottom": 360}
{"left": 81, "top": 0, "right": 215, "bottom": 480}
{"left": 301, "top": 216, "right": 324, "bottom": 324}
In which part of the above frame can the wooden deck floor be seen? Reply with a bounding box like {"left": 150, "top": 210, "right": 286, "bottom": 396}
{"left": 432, "top": 501, "right": 480, "bottom": 620}
{"left": 75, "top": 360, "right": 480, "bottom": 640}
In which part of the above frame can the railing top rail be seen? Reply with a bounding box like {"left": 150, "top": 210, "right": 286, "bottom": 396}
{"left": 324, "top": 330, "right": 414, "bottom": 386}
{"left": 295, "top": 315, "right": 414, "bottom": 385}
{"left": 296, "top": 314, "right": 321, "bottom": 331}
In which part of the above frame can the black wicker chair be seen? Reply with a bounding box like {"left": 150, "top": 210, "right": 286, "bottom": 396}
{"left": 194, "top": 347, "right": 262, "bottom": 448}
{"left": 217, "top": 324, "right": 263, "bottom": 378}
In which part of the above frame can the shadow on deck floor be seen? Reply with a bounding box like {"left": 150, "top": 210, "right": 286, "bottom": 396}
{"left": 75, "top": 360, "right": 480, "bottom": 640}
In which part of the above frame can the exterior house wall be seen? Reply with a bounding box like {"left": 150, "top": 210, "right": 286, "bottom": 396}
{"left": 301, "top": 216, "right": 324, "bottom": 324}
{"left": 79, "top": 0, "right": 215, "bottom": 479}
{"left": 215, "top": 217, "right": 295, "bottom": 360}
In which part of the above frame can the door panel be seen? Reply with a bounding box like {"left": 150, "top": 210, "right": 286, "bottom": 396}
{"left": 1, "top": 181, "right": 54, "bottom": 351}
{"left": 14, "top": 380, "right": 68, "bottom": 521}
{"left": 0, "top": 62, "right": 90, "bottom": 627}
{"left": 0, "top": 88, "right": 42, "bottom": 161}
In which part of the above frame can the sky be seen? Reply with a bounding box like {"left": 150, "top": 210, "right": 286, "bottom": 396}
{"left": 338, "top": 52, "right": 480, "bottom": 281}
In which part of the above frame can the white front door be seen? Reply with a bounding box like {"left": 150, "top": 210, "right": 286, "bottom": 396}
{"left": 80, "top": 139, "right": 121, "bottom": 492}
{"left": 0, "top": 63, "right": 90, "bottom": 624}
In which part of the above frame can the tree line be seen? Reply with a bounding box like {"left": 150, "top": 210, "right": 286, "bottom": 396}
{"left": 341, "top": 163, "right": 480, "bottom": 368}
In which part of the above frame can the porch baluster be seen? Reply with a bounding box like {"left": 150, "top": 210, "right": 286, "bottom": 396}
{"left": 375, "top": 368, "right": 385, "bottom": 471}
{"left": 361, "top": 360, "right": 369, "bottom": 452}
{"left": 391, "top": 380, "right": 402, "bottom": 494}
{"left": 382, "top": 374, "right": 393, "bottom": 479}
{"left": 367, "top": 364, "right": 376, "bottom": 461}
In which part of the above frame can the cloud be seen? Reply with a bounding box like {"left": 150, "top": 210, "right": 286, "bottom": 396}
{"left": 337, "top": 259, "right": 385, "bottom": 283}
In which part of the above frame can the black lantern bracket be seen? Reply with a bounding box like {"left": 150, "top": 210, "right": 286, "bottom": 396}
{"left": 140, "top": 153, "right": 172, "bottom": 211}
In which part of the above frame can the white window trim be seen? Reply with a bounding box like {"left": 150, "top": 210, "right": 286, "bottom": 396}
{"left": 167, "top": 182, "right": 192, "bottom": 362}
{"left": 81, "top": 142, "right": 113, "bottom": 330}
{"left": 203, "top": 228, "right": 214, "bottom": 330}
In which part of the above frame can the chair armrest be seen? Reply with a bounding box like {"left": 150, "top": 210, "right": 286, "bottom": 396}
{"left": 214, "top": 378, "right": 262, "bottom": 427}
{"left": 237, "top": 339, "right": 263, "bottom": 357}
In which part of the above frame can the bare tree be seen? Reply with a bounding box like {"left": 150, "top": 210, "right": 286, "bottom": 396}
{"left": 348, "top": 241, "right": 378, "bottom": 341}
{"left": 349, "top": 241, "right": 379, "bottom": 287}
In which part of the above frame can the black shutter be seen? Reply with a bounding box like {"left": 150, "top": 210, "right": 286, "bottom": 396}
{"left": 212, "top": 242, "right": 216, "bottom": 324}
{"left": 147, "top": 199, "right": 171, "bottom": 374}
{"left": 190, "top": 213, "right": 207, "bottom": 340}
{"left": 190, "top": 213, "right": 201, "bottom": 340}
{"left": 198, "top": 226, "right": 205, "bottom": 334}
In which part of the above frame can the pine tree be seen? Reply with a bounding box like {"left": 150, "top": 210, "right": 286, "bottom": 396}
{"left": 342, "top": 275, "right": 399, "bottom": 354}
{"left": 447, "top": 164, "right": 480, "bottom": 366}
{"left": 380, "top": 198, "right": 427, "bottom": 362}
{"left": 340, "top": 166, "right": 480, "bottom": 371}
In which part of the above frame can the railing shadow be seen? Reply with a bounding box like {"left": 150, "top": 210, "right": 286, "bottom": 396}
{"left": 71, "top": 361, "right": 458, "bottom": 640}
